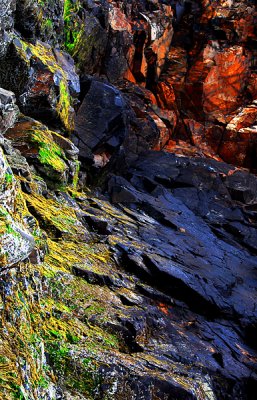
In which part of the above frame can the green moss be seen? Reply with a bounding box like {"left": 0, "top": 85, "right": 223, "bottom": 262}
{"left": 0, "top": 170, "right": 123, "bottom": 399}
{"left": 45, "top": 341, "right": 70, "bottom": 372}
{"left": 5, "top": 173, "right": 13, "bottom": 184}
{"left": 63, "top": 0, "right": 83, "bottom": 54}
{"left": 58, "top": 80, "right": 72, "bottom": 133}
{"left": 15, "top": 39, "right": 74, "bottom": 132}
{"left": 44, "top": 18, "right": 53, "bottom": 30}
{"left": 30, "top": 126, "right": 67, "bottom": 174}
{"left": 35, "top": 375, "right": 49, "bottom": 389}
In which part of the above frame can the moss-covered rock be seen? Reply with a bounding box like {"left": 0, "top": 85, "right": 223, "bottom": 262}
{"left": 67, "top": 10, "right": 108, "bottom": 75}
{"left": 6, "top": 116, "right": 79, "bottom": 186}
{"left": 0, "top": 38, "right": 79, "bottom": 132}
{"left": 15, "top": 0, "right": 65, "bottom": 46}
{"left": 0, "top": 147, "right": 36, "bottom": 267}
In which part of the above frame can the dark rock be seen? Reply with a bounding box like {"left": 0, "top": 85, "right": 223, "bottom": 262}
{"left": 15, "top": 0, "right": 64, "bottom": 46}
{"left": 73, "top": 78, "right": 128, "bottom": 167}
{"left": 0, "top": 38, "right": 79, "bottom": 131}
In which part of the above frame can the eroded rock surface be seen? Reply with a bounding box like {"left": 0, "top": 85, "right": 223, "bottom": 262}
{"left": 0, "top": 1, "right": 257, "bottom": 400}
{"left": 0, "top": 0, "right": 16, "bottom": 58}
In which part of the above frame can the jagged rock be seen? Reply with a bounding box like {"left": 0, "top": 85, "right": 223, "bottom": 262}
{"left": 6, "top": 115, "right": 79, "bottom": 186}
{"left": 119, "top": 82, "right": 173, "bottom": 162}
{"left": 73, "top": 78, "right": 171, "bottom": 171}
{"left": 0, "top": 147, "right": 35, "bottom": 267}
{"left": 106, "top": 0, "right": 174, "bottom": 84}
{"left": 0, "top": 38, "right": 80, "bottom": 131}
{"left": 0, "top": 0, "right": 16, "bottom": 59}
{"left": 106, "top": 152, "right": 257, "bottom": 323}
{"left": 149, "top": 0, "right": 257, "bottom": 170}
{"left": 70, "top": 6, "right": 109, "bottom": 74}
{"left": 219, "top": 106, "right": 257, "bottom": 170}
{"left": 15, "top": 0, "right": 64, "bottom": 46}
{"left": 1, "top": 1, "right": 257, "bottom": 399}
{"left": 0, "top": 88, "right": 19, "bottom": 133}
{"left": 73, "top": 78, "right": 128, "bottom": 168}
{"left": 0, "top": 87, "right": 36, "bottom": 267}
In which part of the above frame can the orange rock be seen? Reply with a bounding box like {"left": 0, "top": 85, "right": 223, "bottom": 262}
{"left": 157, "top": 302, "right": 170, "bottom": 316}
{"left": 219, "top": 122, "right": 257, "bottom": 168}
{"left": 203, "top": 46, "right": 249, "bottom": 121}
{"left": 109, "top": 7, "right": 132, "bottom": 33}
{"left": 155, "top": 81, "right": 176, "bottom": 110}
{"left": 164, "top": 138, "right": 221, "bottom": 162}
{"left": 204, "top": 124, "right": 225, "bottom": 153}
{"left": 29, "top": 70, "right": 53, "bottom": 96}
{"left": 234, "top": 15, "right": 255, "bottom": 42}
{"left": 151, "top": 26, "right": 174, "bottom": 79}
{"left": 124, "top": 68, "right": 136, "bottom": 83}
{"left": 150, "top": 111, "right": 170, "bottom": 150}
{"left": 183, "top": 119, "right": 222, "bottom": 160}
{"left": 226, "top": 107, "right": 257, "bottom": 132}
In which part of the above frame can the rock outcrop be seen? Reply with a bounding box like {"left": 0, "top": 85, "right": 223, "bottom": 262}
{"left": 0, "top": 1, "right": 257, "bottom": 400}
{"left": 0, "top": 0, "right": 15, "bottom": 59}
{"left": 156, "top": 0, "right": 257, "bottom": 170}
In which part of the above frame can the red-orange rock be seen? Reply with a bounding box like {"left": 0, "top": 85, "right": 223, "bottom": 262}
{"left": 109, "top": 6, "right": 132, "bottom": 33}
{"left": 217, "top": 105, "right": 257, "bottom": 169}
{"left": 157, "top": 47, "right": 187, "bottom": 110}
{"left": 226, "top": 107, "right": 257, "bottom": 132}
{"left": 155, "top": 81, "right": 176, "bottom": 110}
{"left": 164, "top": 138, "right": 221, "bottom": 161}
{"left": 107, "top": 2, "right": 173, "bottom": 84}
{"left": 150, "top": 112, "right": 170, "bottom": 150}
{"left": 203, "top": 46, "right": 249, "bottom": 121}
{"left": 183, "top": 119, "right": 222, "bottom": 160}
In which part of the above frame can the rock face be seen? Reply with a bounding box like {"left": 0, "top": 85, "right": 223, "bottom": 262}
{"left": 0, "top": 89, "right": 35, "bottom": 267}
{"left": 73, "top": 78, "right": 128, "bottom": 167}
{"left": 15, "top": 0, "right": 64, "bottom": 45}
{"left": 155, "top": 0, "right": 257, "bottom": 170}
{"left": 0, "top": 38, "right": 80, "bottom": 131}
{"left": 0, "top": 0, "right": 16, "bottom": 58}
{"left": 0, "top": 146, "right": 35, "bottom": 267}
{"left": 0, "top": 88, "right": 19, "bottom": 133}
{"left": 0, "top": 1, "right": 257, "bottom": 400}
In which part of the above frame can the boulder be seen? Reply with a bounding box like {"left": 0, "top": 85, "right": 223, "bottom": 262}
{"left": 15, "top": 0, "right": 64, "bottom": 46}
{"left": 0, "top": 38, "right": 80, "bottom": 131}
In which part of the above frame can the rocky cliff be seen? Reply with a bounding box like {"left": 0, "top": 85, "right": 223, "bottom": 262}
{"left": 0, "top": 1, "right": 257, "bottom": 399}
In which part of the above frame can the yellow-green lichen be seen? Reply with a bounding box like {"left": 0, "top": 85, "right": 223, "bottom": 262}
{"left": 23, "top": 192, "right": 85, "bottom": 238}
{"left": 30, "top": 125, "right": 68, "bottom": 174}
{"left": 0, "top": 248, "right": 120, "bottom": 399}
{"left": 14, "top": 39, "right": 74, "bottom": 132}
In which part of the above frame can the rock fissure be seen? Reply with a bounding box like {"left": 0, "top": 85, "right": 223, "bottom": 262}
{"left": 0, "top": 1, "right": 257, "bottom": 399}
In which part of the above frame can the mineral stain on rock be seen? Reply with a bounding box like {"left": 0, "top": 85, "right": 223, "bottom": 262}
{"left": 0, "top": 1, "right": 257, "bottom": 399}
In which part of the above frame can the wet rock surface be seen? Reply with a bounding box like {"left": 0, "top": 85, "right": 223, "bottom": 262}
{"left": 89, "top": 151, "right": 257, "bottom": 397}
{"left": 0, "top": 1, "right": 257, "bottom": 399}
